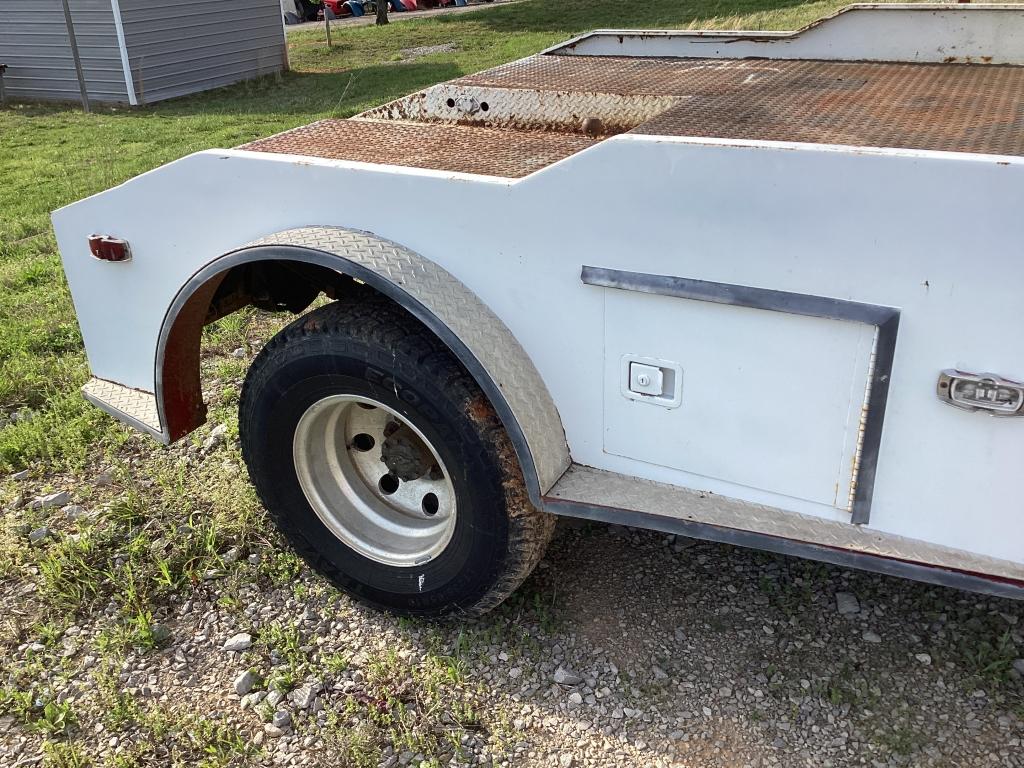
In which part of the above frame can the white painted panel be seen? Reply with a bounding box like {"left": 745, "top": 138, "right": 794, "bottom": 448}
{"left": 551, "top": 6, "right": 1024, "bottom": 66}
{"left": 51, "top": 136, "right": 1024, "bottom": 566}
{"left": 603, "top": 290, "right": 874, "bottom": 509}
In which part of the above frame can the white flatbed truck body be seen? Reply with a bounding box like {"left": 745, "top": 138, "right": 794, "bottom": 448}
{"left": 53, "top": 5, "right": 1024, "bottom": 604}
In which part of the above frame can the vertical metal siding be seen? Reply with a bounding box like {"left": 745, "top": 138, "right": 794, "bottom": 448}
{"left": 118, "top": 0, "right": 285, "bottom": 104}
{"left": 0, "top": 0, "right": 130, "bottom": 104}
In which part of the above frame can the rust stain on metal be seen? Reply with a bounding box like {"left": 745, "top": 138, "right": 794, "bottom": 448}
{"left": 628, "top": 57, "right": 1024, "bottom": 156}
{"left": 240, "top": 119, "right": 598, "bottom": 178}
{"left": 450, "top": 54, "right": 1024, "bottom": 156}
{"left": 243, "top": 53, "right": 1024, "bottom": 173}
{"left": 160, "top": 276, "right": 224, "bottom": 441}
{"left": 464, "top": 391, "right": 496, "bottom": 426}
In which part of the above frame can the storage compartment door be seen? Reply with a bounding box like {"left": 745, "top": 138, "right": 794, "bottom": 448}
{"left": 602, "top": 288, "right": 877, "bottom": 511}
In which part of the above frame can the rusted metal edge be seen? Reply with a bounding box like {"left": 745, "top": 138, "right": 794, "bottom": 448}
{"left": 543, "top": 478, "right": 1024, "bottom": 601}
{"left": 238, "top": 118, "right": 598, "bottom": 178}
{"left": 547, "top": 462, "right": 1024, "bottom": 587}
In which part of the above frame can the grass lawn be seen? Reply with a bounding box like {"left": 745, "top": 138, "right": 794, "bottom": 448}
{"left": 2, "top": 1, "right": 1021, "bottom": 763}
{"left": 0, "top": 0, "right": 856, "bottom": 471}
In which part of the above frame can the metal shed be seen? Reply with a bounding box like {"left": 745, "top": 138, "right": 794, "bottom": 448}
{"left": 0, "top": 0, "right": 288, "bottom": 108}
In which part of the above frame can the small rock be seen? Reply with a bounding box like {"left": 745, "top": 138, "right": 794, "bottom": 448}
{"left": 264, "top": 724, "right": 285, "bottom": 738}
{"left": 559, "top": 755, "right": 574, "bottom": 768}
{"left": 272, "top": 710, "right": 291, "bottom": 729}
{"left": 553, "top": 667, "right": 582, "bottom": 686}
{"left": 508, "top": 667, "right": 522, "bottom": 679}
{"left": 915, "top": 653, "right": 932, "bottom": 665}
{"left": 1013, "top": 659, "right": 1024, "bottom": 676}
{"left": 835, "top": 592, "right": 860, "bottom": 615}
{"left": 235, "top": 670, "right": 259, "bottom": 696}
{"left": 11, "top": 470, "right": 30, "bottom": 481}
{"left": 232, "top": 347, "right": 246, "bottom": 359}
{"left": 28, "top": 526, "right": 52, "bottom": 545}
{"left": 62, "top": 505, "right": 88, "bottom": 521}
{"left": 567, "top": 692, "right": 583, "bottom": 705}
{"left": 652, "top": 665, "right": 669, "bottom": 680}
{"left": 288, "top": 682, "right": 321, "bottom": 709}
{"left": 203, "top": 424, "right": 228, "bottom": 451}
{"left": 150, "top": 623, "right": 172, "bottom": 645}
{"left": 221, "top": 547, "right": 242, "bottom": 565}
{"left": 95, "top": 471, "right": 113, "bottom": 487}
{"left": 223, "top": 632, "right": 253, "bottom": 652}
{"left": 37, "top": 491, "right": 71, "bottom": 509}
{"left": 862, "top": 631, "right": 882, "bottom": 644}
{"left": 266, "top": 690, "right": 285, "bottom": 707}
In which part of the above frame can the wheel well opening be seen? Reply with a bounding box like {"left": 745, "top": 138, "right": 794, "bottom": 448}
{"left": 159, "top": 259, "right": 386, "bottom": 441}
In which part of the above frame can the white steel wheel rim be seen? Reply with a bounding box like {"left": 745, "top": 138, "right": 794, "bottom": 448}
{"left": 292, "top": 394, "right": 457, "bottom": 567}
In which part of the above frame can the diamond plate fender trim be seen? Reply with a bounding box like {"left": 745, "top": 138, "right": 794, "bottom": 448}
{"left": 155, "top": 226, "right": 571, "bottom": 501}
{"left": 82, "top": 377, "right": 164, "bottom": 441}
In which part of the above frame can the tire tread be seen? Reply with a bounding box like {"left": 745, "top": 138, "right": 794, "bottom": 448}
{"left": 240, "top": 299, "right": 554, "bottom": 617}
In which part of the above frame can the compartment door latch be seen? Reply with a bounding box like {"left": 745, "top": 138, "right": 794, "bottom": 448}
{"left": 621, "top": 355, "right": 683, "bottom": 408}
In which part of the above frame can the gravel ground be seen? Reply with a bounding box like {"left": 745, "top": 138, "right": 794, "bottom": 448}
{"left": 2, "top": 495, "right": 1022, "bottom": 766}
{"left": 1, "top": 326, "right": 1022, "bottom": 767}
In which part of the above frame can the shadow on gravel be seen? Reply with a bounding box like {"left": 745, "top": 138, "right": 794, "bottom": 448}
{"left": 476, "top": 520, "right": 1024, "bottom": 765}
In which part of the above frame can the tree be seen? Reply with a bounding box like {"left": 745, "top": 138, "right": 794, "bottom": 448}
{"left": 376, "top": 0, "right": 389, "bottom": 24}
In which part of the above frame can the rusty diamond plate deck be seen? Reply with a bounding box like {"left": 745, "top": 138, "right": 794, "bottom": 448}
{"left": 240, "top": 119, "right": 597, "bottom": 178}
{"left": 455, "top": 55, "right": 1024, "bottom": 156}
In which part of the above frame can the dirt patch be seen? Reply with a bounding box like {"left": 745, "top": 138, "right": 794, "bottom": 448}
{"left": 401, "top": 43, "right": 458, "bottom": 60}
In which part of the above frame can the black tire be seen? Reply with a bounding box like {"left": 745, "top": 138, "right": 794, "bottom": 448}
{"left": 239, "top": 299, "right": 555, "bottom": 617}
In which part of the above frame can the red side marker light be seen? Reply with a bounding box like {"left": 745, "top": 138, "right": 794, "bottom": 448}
{"left": 88, "top": 234, "right": 132, "bottom": 262}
